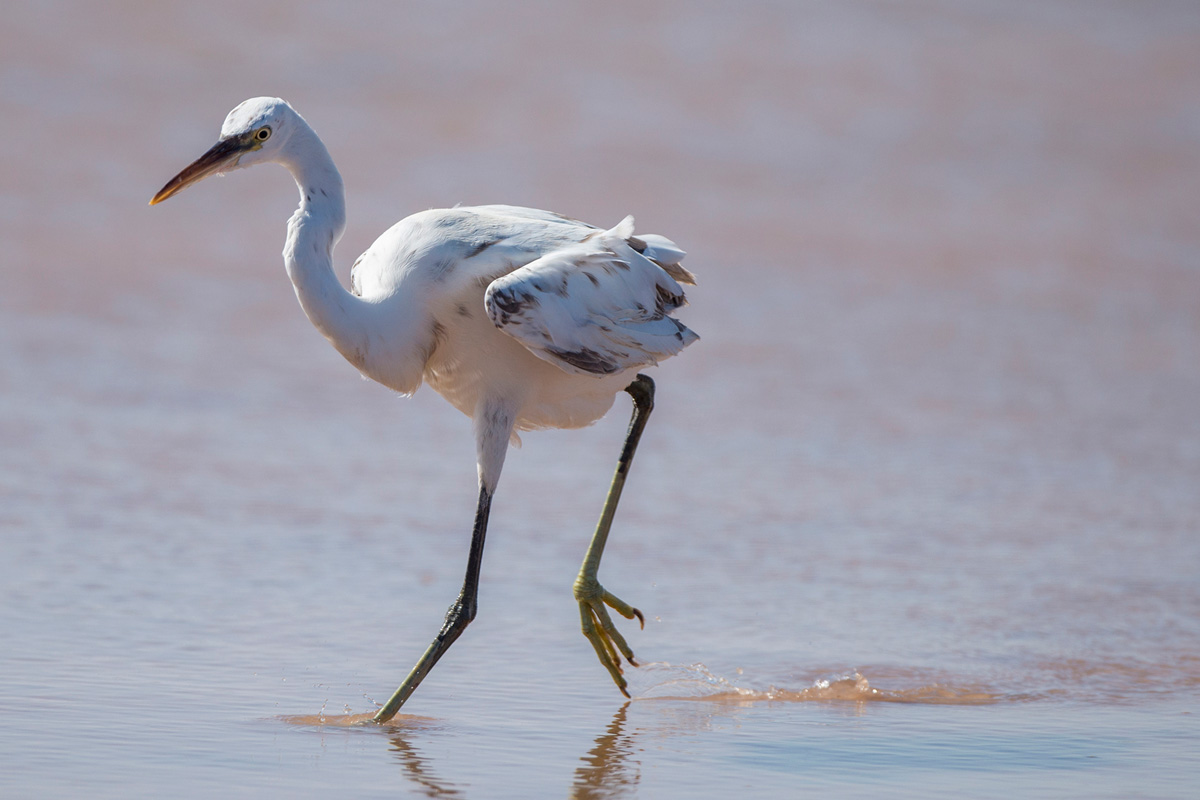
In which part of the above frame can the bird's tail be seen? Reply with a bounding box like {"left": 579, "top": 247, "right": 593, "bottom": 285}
{"left": 606, "top": 216, "right": 696, "bottom": 286}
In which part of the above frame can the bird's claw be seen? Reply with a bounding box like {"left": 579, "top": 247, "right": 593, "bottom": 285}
{"left": 574, "top": 578, "right": 643, "bottom": 696}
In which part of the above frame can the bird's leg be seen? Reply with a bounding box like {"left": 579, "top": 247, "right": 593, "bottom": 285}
{"left": 373, "top": 485, "right": 492, "bottom": 723}
{"left": 573, "top": 373, "right": 655, "bottom": 697}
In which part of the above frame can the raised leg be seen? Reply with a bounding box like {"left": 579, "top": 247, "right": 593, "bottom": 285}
{"left": 573, "top": 373, "right": 655, "bottom": 697}
{"left": 373, "top": 485, "right": 492, "bottom": 723}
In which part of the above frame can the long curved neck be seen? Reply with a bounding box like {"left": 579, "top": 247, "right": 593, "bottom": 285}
{"left": 278, "top": 124, "right": 367, "bottom": 363}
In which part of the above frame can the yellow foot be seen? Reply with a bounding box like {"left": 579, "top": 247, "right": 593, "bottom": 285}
{"left": 573, "top": 577, "right": 645, "bottom": 697}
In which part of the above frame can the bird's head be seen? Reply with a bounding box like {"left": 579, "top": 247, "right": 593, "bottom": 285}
{"left": 150, "top": 97, "right": 298, "bottom": 205}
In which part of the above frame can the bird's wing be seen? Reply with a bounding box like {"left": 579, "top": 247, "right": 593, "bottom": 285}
{"left": 468, "top": 205, "right": 694, "bottom": 286}
{"left": 484, "top": 216, "right": 698, "bottom": 376}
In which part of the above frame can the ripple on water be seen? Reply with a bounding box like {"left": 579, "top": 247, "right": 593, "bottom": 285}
{"left": 278, "top": 711, "right": 439, "bottom": 729}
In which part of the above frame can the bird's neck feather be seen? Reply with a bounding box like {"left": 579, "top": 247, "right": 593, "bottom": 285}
{"left": 278, "top": 124, "right": 368, "bottom": 367}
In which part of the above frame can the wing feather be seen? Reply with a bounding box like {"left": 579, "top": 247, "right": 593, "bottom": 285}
{"left": 484, "top": 217, "right": 698, "bottom": 376}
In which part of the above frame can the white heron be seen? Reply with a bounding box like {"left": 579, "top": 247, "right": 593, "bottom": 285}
{"left": 150, "top": 98, "right": 698, "bottom": 722}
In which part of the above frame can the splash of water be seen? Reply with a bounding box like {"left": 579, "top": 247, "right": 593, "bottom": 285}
{"left": 631, "top": 662, "right": 999, "bottom": 705}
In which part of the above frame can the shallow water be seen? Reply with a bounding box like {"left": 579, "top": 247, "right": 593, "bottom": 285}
{"left": 3, "top": 1, "right": 1200, "bottom": 797}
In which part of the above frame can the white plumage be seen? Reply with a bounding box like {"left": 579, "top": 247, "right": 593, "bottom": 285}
{"left": 485, "top": 214, "right": 698, "bottom": 376}
{"left": 337, "top": 203, "right": 696, "bottom": 439}
{"left": 150, "top": 97, "right": 697, "bottom": 722}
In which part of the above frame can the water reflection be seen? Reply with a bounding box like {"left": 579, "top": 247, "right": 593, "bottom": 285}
{"left": 387, "top": 730, "right": 466, "bottom": 799}
{"left": 343, "top": 705, "right": 643, "bottom": 799}
{"left": 569, "top": 704, "right": 639, "bottom": 800}
{"left": 282, "top": 711, "right": 467, "bottom": 797}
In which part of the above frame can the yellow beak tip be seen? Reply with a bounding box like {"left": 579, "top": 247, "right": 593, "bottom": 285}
{"left": 149, "top": 188, "right": 174, "bottom": 206}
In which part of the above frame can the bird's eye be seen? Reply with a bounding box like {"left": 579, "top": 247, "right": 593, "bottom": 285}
{"left": 255, "top": 127, "right": 272, "bottom": 141}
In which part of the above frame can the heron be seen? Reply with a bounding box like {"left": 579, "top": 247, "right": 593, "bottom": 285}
{"left": 149, "top": 98, "right": 698, "bottom": 722}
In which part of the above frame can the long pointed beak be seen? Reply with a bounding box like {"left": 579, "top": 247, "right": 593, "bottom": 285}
{"left": 149, "top": 137, "right": 248, "bottom": 205}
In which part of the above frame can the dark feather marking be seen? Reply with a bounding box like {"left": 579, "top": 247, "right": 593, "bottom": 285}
{"left": 465, "top": 239, "right": 498, "bottom": 259}
{"left": 546, "top": 346, "right": 621, "bottom": 375}
{"left": 660, "top": 262, "right": 697, "bottom": 286}
{"left": 584, "top": 271, "right": 600, "bottom": 287}
{"left": 490, "top": 290, "right": 521, "bottom": 315}
{"left": 628, "top": 235, "right": 647, "bottom": 253}
{"left": 421, "top": 320, "right": 449, "bottom": 366}
{"left": 456, "top": 303, "right": 471, "bottom": 317}
{"left": 490, "top": 288, "right": 539, "bottom": 316}
{"left": 656, "top": 284, "right": 684, "bottom": 311}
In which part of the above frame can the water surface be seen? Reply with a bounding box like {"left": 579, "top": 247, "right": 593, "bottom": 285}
{"left": 2, "top": 1, "right": 1199, "bottom": 797}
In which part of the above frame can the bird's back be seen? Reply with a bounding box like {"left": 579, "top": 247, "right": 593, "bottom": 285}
{"left": 349, "top": 205, "right": 590, "bottom": 299}
{"left": 347, "top": 205, "right": 697, "bottom": 430}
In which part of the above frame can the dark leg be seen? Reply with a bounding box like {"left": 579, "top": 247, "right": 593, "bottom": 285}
{"left": 373, "top": 485, "right": 492, "bottom": 723}
{"left": 573, "top": 374, "right": 655, "bottom": 697}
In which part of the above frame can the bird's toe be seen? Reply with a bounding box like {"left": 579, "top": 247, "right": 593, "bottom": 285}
{"left": 576, "top": 581, "right": 644, "bottom": 695}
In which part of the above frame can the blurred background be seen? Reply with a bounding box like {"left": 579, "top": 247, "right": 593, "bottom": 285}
{"left": 2, "top": 1, "right": 1198, "bottom": 798}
